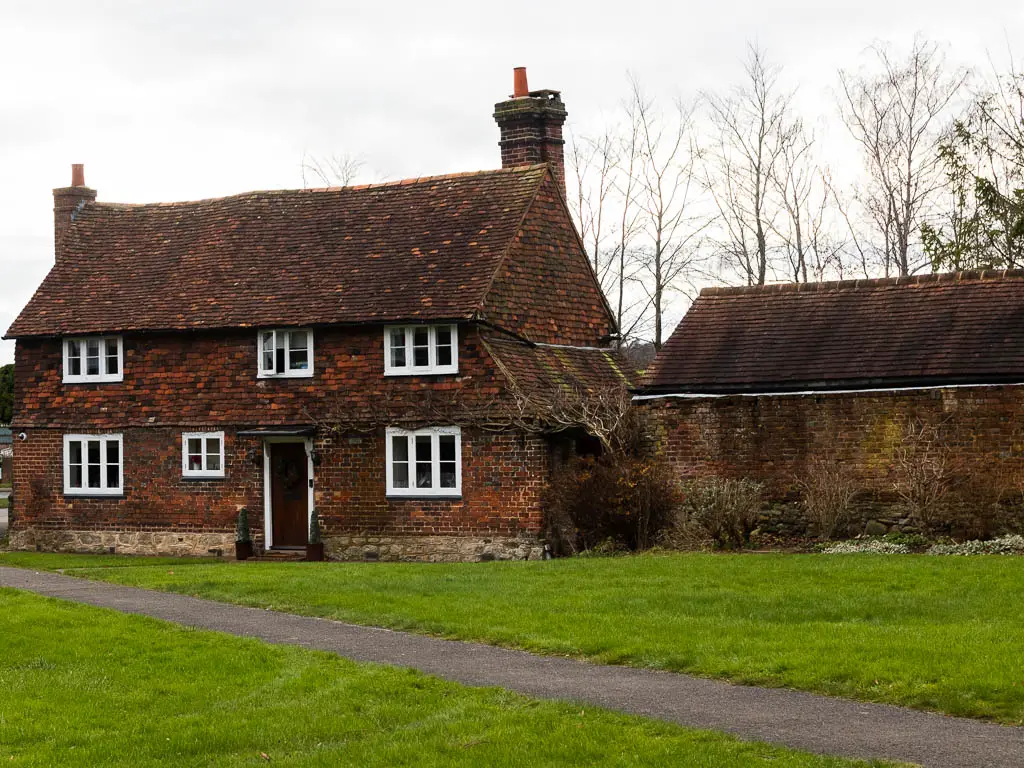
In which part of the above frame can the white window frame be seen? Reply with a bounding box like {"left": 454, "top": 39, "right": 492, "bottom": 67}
{"left": 181, "top": 431, "right": 226, "bottom": 478}
{"left": 63, "top": 336, "right": 124, "bottom": 383}
{"left": 385, "top": 426, "right": 462, "bottom": 497}
{"left": 63, "top": 433, "right": 124, "bottom": 496}
{"left": 257, "top": 329, "right": 314, "bottom": 379}
{"left": 383, "top": 324, "right": 458, "bottom": 376}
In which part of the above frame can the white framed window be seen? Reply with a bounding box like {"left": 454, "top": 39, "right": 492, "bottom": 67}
{"left": 384, "top": 325, "right": 458, "bottom": 376}
{"left": 182, "top": 432, "right": 225, "bottom": 478}
{"left": 385, "top": 426, "right": 461, "bottom": 497}
{"left": 64, "top": 434, "right": 123, "bottom": 496}
{"left": 63, "top": 336, "right": 123, "bottom": 383}
{"left": 258, "top": 329, "right": 314, "bottom": 378}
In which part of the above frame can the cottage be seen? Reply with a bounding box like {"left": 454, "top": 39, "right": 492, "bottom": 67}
{"left": 6, "top": 70, "right": 630, "bottom": 560}
{"left": 638, "top": 273, "right": 1024, "bottom": 535}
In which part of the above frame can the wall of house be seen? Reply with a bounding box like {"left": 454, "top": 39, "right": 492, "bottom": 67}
{"left": 10, "top": 426, "right": 548, "bottom": 560}
{"left": 482, "top": 175, "right": 613, "bottom": 346}
{"left": 644, "top": 384, "right": 1024, "bottom": 536}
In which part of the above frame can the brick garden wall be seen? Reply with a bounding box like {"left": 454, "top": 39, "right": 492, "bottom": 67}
{"left": 643, "top": 385, "right": 1024, "bottom": 536}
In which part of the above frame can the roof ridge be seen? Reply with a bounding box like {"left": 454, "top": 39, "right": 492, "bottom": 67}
{"left": 700, "top": 269, "right": 1024, "bottom": 298}
{"left": 90, "top": 165, "right": 550, "bottom": 209}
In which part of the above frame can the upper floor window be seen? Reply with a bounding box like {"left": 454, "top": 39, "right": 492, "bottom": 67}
{"left": 63, "top": 336, "right": 123, "bottom": 383}
{"left": 258, "top": 330, "right": 313, "bottom": 378}
{"left": 385, "top": 426, "right": 461, "bottom": 497}
{"left": 182, "top": 432, "right": 225, "bottom": 478}
{"left": 384, "top": 325, "right": 458, "bottom": 376}
{"left": 64, "top": 433, "right": 123, "bottom": 496}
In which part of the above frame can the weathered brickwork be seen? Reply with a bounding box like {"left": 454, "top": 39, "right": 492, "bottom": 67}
{"left": 10, "top": 426, "right": 548, "bottom": 554}
{"left": 645, "top": 385, "right": 1024, "bottom": 528}
{"left": 13, "top": 325, "right": 509, "bottom": 429}
{"left": 482, "top": 176, "right": 612, "bottom": 346}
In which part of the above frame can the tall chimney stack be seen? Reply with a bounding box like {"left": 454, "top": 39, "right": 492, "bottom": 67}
{"left": 493, "top": 67, "right": 568, "bottom": 199}
{"left": 53, "top": 164, "right": 96, "bottom": 265}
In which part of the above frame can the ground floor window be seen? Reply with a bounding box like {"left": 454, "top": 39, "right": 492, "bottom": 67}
{"left": 64, "top": 434, "right": 123, "bottom": 495}
{"left": 385, "top": 426, "right": 461, "bottom": 496}
{"left": 182, "top": 432, "right": 225, "bottom": 478}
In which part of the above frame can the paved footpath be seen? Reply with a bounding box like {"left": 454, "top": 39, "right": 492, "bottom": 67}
{"left": 1, "top": 567, "right": 1020, "bottom": 768}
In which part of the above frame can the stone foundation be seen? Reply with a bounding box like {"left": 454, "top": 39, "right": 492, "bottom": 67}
{"left": 324, "top": 533, "right": 545, "bottom": 562}
{"left": 8, "top": 528, "right": 235, "bottom": 558}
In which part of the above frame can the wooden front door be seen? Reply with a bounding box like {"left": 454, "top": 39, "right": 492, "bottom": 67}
{"left": 270, "top": 442, "right": 309, "bottom": 547}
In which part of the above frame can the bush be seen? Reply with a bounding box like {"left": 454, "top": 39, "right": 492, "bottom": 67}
{"left": 797, "top": 458, "right": 859, "bottom": 540}
{"left": 679, "top": 477, "right": 764, "bottom": 550}
{"left": 926, "top": 534, "right": 1024, "bottom": 556}
{"left": 235, "top": 507, "right": 251, "bottom": 544}
{"left": 544, "top": 454, "right": 681, "bottom": 554}
{"left": 309, "top": 509, "right": 322, "bottom": 544}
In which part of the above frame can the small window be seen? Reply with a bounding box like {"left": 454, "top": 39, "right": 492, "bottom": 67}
{"left": 64, "top": 434, "right": 123, "bottom": 496}
{"left": 63, "top": 337, "right": 123, "bottom": 383}
{"left": 385, "top": 427, "right": 461, "bottom": 497}
{"left": 258, "top": 330, "right": 314, "bottom": 378}
{"left": 383, "top": 325, "right": 458, "bottom": 376}
{"left": 182, "top": 432, "right": 225, "bottom": 478}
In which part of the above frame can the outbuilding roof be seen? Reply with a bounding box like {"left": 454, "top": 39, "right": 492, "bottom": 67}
{"left": 641, "top": 271, "right": 1024, "bottom": 394}
{"left": 7, "top": 166, "right": 550, "bottom": 338}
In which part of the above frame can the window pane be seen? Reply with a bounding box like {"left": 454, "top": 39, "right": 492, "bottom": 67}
{"left": 106, "top": 441, "right": 119, "bottom": 465}
{"left": 413, "top": 328, "right": 430, "bottom": 366}
{"left": 187, "top": 438, "right": 202, "bottom": 455}
{"left": 440, "top": 463, "right": 457, "bottom": 488}
{"left": 88, "top": 465, "right": 101, "bottom": 488}
{"left": 262, "top": 332, "right": 275, "bottom": 372}
{"left": 289, "top": 348, "right": 309, "bottom": 370}
{"left": 67, "top": 341, "right": 82, "bottom": 376}
{"left": 206, "top": 438, "right": 222, "bottom": 471}
{"left": 87, "top": 440, "right": 101, "bottom": 465}
{"left": 390, "top": 329, "right": 406, "bottom": 367}
{"left": 392, "top": 435, "right": 408, "bottom": 462}
{"left": 105, "top": 339, "right": 119, "bottom": 375}
{"left": 415, "top": 435, "right": 432, "bottom": 488}
{"left": 69, "top": 466, "right": 83, "bottom": 488}
{"left": 289, "top": 331, "right": 308, "bottom": 350}
{"left": 106, "top": 463, "right": 120, "bottom": 489}
{"left": 439, "top": 435, "right": 456, "bottom": 462}
{"left": 69, "top": 441, "right": 82, "bottom": 465}
{"left": 86, "top": 339, "right": 100, "bottom": 376}
{"left": 392, "top": 462, "right": 409, "bottom": 488}
{"left": 276, "top": 346, "right": 286, "bottom": 373}
{"left": 189, "top": 454, "right": 203, "bottom": 471}
{"left": 436, "top": 343, "right": 452, "bottom": 367}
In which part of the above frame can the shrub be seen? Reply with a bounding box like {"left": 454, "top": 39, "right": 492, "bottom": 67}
{"left": 235, "top": 507, "right": 251, "bottom": 544}
{"left": 543, "top": 454, "right": 681, "bottom": 554}
{"left": 797, "top": 458, "right": 859, "bottom": 540}
{"left": 891, "top": 420, "right": 954, "bottom": 530}
{"left": 679, "top": 477, "right": 764, "bottom": 550}
{"left": 926, "top": 534, "right": 1024, "bottom": 556}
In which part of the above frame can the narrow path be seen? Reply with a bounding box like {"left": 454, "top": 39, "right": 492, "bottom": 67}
{"left": 1, "top": 566, "right": 1020, "bottom": 768}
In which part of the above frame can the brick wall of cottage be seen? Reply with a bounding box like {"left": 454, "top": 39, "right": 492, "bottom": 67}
{"left": 9, "top": 324, "right": 553, "bottom": 556}
{"left": 10, "top": 426, "right": 546, "bottom": 545}
{"left": 644, "top": 385, "right": 1024, "bottom": 535}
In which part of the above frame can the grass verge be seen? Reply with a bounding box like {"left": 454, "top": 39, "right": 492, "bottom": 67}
{"left": 2, "top": 551, "right": 1022, "bottom": 723}
{"left": 0, "top": 588, "right": 891, "bottom": 767}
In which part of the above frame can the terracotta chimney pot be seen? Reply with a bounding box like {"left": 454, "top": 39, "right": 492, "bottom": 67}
{"left": 71, "top": 163, "right": 85, "bottom": 187}
{"left": 513, "top": 67, "right": 529, "bottom": 98}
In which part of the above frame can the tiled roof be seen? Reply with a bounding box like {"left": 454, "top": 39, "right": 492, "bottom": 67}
{"left": 485, "top": 337, "right": 635, "bottom": 401}
{"left": 7, "top": 166, "right": 550, "bottom": 338}
{"left": 642, "top": 271, "right": 1024, "bottom": 394}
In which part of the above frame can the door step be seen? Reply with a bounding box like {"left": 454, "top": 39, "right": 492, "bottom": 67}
{"left": 255, "top": 548, "right": 307, "bottom": 562}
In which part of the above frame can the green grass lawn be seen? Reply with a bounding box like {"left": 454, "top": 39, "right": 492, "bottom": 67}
{"left": 0, "top": 589, "right": 890, "bottom": 767}
{"left": 2, "top": 551, "right": 1022, "bottom": 724}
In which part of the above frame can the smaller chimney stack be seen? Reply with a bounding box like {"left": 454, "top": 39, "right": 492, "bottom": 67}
{"left": 53, "top": 163, "right": 96, "bottom": 265}
{"left": 493, "top": 67, "right": 568, "bottom": 199}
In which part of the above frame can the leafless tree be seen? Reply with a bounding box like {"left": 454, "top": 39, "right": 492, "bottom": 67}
{"left": 629, "top": 79, "right": 710, "bottom": 349}
{"left": 838, "top": 37, "right": 968, "bottom": 276}
{"left": 704, "top": 44, "right": 796, "bottom": 285}
{"left": 301, "top": 151, "right": 365, "bottom": 188}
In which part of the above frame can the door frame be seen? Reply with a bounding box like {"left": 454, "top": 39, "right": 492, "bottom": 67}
{"left": 262, "top": 437, "right": 315, "bottom": 549}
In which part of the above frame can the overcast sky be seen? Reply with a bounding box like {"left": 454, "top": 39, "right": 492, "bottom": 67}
{"left": 2, "top": 1, "right": 1022, "bottom": 364}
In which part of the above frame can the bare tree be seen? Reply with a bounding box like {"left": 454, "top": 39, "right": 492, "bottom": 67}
{"left": 704, "top": 44, "right": 796, "bottom": 285}
{"left": 629, "top": 79, "right": 709, "bottom": 349}
{"left": 838, "top": 37, "right": 968, "bottom": 276}
{"left": 301, "top": 151, "right": 365, "bottom": 188}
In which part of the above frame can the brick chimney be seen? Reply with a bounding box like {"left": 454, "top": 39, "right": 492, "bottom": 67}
{"left": 53, "top": 164, "right": 96, "bottom": 265}
{"left": 493, "top": 67, "right": 568, "bottom": 199}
